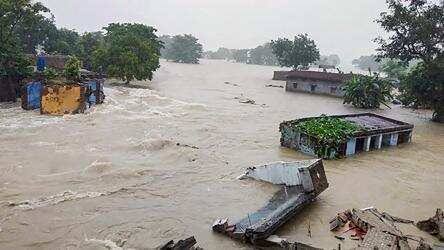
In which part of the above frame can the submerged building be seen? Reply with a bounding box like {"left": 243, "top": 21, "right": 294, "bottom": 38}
{"left": 284, "top": 71, "right": 353, "bottom": 97}
{"left": 280, "top": 113, "right": 414, "bottom": 159}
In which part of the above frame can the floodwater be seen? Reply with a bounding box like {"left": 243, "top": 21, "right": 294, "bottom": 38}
{"left": 0, "top": 59, "right": 443, "bottom": 249}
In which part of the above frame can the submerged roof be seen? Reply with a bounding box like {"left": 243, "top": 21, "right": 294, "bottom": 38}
{"left": 284, "top": 113, "right": 414, "bottom": 136}
{"left": 286, "top": 70, "right": 353, "bottom": 83}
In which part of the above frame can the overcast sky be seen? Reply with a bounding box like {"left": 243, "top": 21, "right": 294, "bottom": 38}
{"left": 39, "top": 0, "right": 392, "bottom": 69}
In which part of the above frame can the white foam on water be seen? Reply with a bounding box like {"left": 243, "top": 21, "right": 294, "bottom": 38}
{"left": 84, "top": 238, "right": 127, "bottom": 250}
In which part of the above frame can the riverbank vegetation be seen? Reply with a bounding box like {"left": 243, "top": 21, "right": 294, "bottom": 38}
{"left": 375, "top": 0, "right": 443, "bottom": 122}
{"left": 160, "top": 35, "right": 203, "bottom": 64}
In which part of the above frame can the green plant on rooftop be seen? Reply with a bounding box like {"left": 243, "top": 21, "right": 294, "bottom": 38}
{"left": 294, "top": 115, "right": 362, "bottom": 158}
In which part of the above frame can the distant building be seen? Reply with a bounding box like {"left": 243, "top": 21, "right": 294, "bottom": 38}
{"left": 285, "top": 71, "right": 353, "bottom": 97}
{"left": 26, "top": 54, "right": 70, "bottom": 70}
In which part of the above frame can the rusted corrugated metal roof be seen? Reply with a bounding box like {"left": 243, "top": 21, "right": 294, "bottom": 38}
{"left": 286, "top": 71, "right": 353, "bottom": 83}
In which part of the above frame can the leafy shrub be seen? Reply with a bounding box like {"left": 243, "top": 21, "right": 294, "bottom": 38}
{"left": 294, "top": 115, "right": 362, "bottom": 158}
{"left": 63, "top": 56, "right": 81, "bottom": 83}
{"left": 42, "top": 67, "right": 58, "bottom": 81}
{"left": 343, "top": 74, "right": 393, "bottom": 109}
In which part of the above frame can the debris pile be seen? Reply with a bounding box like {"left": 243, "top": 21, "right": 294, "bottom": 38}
{"left": 213, "top": 159, "right": 328, "bottom": 249}
{"left": 330, "top": 208, "right": 434, "bottom": 249}
{"left": 417, "top": 209, "right": 444, "bottom": 242}
{"left": 158, "top": 236, "right": 202, "bottom": 250}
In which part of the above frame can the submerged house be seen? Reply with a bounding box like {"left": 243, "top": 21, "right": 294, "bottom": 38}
{"left": 280, "top": 113, "right": 414, "bottom": 159}
{"left": 285, "top": 71, "right": 353, "bottom": 97}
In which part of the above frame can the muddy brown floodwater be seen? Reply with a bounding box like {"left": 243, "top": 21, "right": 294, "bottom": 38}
{"left": 0, "top": 60, "right": 443, "bottom": 250}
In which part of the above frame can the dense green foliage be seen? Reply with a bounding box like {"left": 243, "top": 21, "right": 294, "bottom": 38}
{"left": 375, "top": 0, "right": 443, "bottom": 64}
{"left": 375, "top": 0, "right": 444, "bottom": 122}
{"left": 380, "top": 59, "right": 408, "bottom": 80}
{"left": 93, "top": 23, "right": 162, "bottom": 83}
{"left": 63, "top": 56, "right": 81, "bottom": 82}
{"left": 78, "top": 32, "right": 104, "bottom": 70}
{"left": 162, "top": 34, "right": 203, "bottom": 64}
{"left": 295, "top": 116, "right": 362, "bottom": 158}
{"left": 271, "top": 34, "right": 320, "bottom": 70}
{"left": 398, "top": 59, "right": 444, "bottom": 122}
{"left": 0, "top": 0, "right": 47, "bottom": 77}
{"left": 42, "top": 67, "right": 58, "bottom": 81}
{"left": 343, "top": 75, "right": 393, "bottom": 109}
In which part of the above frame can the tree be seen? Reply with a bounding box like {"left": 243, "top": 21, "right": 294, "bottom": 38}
{"left": 343, "top": 74, "right": 393, "bottom": 109}
{"left": 375, "top": 0, "right": 444, "bottom": 122}
{"left": 159, "top": 35, "right": 173, "bottom": 59}
{"left": 380, "top": 59, "right": 408, "bottom": 80}
{"left": 79, "top": 32, "right": 104, "bottom": 70}
{"left": 92, "top": 23, "right": 162, "bottom": 83}
{"left": 46, "top": 28, "right": 82, "bottom": 56}
{"left": 352, "top": 55, "right": 381, "bottom": 72}
{"left": 233, "top": 49, "right": 249, "bottom": 63}
{"left": 165, "top": 34, "right": 203, "bottom": 64}
{"left": 249, "top": 43, "right": 278, "bottom": 66}
{"left": 271, "top": 34, "right": 320, "bottom": 70}
{"left": 398, "top": 59, "right": 444, "bottom": 122}
{"left": 0, "top": 0, "right": 55, "bottom": 54}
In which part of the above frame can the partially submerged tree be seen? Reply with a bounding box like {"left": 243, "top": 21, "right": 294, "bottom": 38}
{"left": 271, "top": 34, "right": 320, "bottom": 70}
{"left": 249, "top": 43, "right": 278, "bottom": 66}
{"left": 232, "top": 49, "right": 249, "bottom": 63}
{"left": 93, "top": 23, "right": 162, "bottom": 83}
{"left": 375, "top": 0, "right": 444, "bottom": 122}
{"left": 343, "top": 74, "right": 393, "bottom": 109}
{"left": 164, "top": 34, "right": 203, "bottom": 64}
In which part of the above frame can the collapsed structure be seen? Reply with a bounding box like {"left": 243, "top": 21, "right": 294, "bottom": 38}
{"left": 280, "top": 113, "right": 414, "bottom": 159}
{"left": 22, "top": 79, "right": 105, "bottom": 115}
{"left": 213, "top": 159, "right": 328, "bottom": 248}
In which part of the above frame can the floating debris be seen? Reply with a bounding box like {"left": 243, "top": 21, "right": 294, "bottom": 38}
{"left": 224, "top": 81, "right": 239, "bottom": 87}
{"left": 417, "top": 209, "right": 444, "bottom": 241}
{"left": 265, "top": 84, "right": 284, "bottom": 88}
{"left": 158, "top": 236, "right": 202, "bottom": 250}
{"left": 213, "top": 159, "right": 328, "bottom": 248}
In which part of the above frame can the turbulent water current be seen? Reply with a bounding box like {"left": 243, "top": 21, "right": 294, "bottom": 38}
{"left": 0, "top": 60, "right": 443, "bottom": 249}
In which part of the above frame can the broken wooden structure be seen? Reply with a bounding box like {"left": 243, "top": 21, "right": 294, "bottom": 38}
{"left": 280, "top": 113, "right": 414, "bottom": 159}
{"left": 417, "top": 209, "right": 444, "bottom": 242}
{"left": 213, "top": 159, "right": 328, "bottom": 248}
{"left": 330, "top": 208, "right": 434, "bottom": 250}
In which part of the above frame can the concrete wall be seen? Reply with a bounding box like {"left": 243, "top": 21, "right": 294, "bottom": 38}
{"left": 285, "top": 79, "right": 344, "bottom": 97}
{"left": 273, "top": 71, "right": 290, "bottom": 81}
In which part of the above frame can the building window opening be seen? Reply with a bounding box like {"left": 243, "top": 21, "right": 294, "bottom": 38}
{"left": 310, "top": 84, "right": 317, "bottom": 92}
{"left": 293, "top": 82, "right": 298, "bottom": 89}
{"left": 355, "top": 137, "right": 365, "bottom": 153}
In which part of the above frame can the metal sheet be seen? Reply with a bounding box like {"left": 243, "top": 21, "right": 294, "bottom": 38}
{"left": 21, "top": 81, "right": 42, "bottom": 110}
{"left": 41, "top": 84, "right": 86, "bottom": 116}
